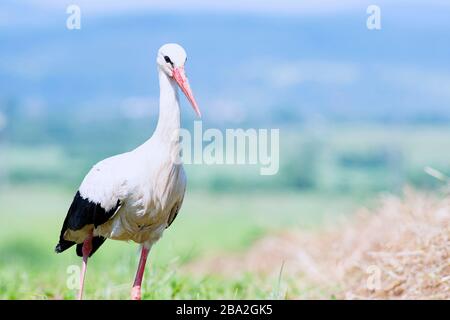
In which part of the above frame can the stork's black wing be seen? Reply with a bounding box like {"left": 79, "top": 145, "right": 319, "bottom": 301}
{"left": 55, "top": 191, "right": 121, "bottom": 257}
{"left": 166, "top": 195, "right": 185, "bottom": 229}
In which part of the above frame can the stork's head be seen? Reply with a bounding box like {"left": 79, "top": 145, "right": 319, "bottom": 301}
{"left": 157, "top": 43, "right": 201, "bottom": 117}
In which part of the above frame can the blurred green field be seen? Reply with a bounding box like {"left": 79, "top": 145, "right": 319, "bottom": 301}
{"left": 0, "top": 124, "right": 449, "bottom": 299}
{"left": 0, "top": 185, "right": 364, "bottom": 299}
{"left": 3, "top": 123, "right": 449, "bottom": 192}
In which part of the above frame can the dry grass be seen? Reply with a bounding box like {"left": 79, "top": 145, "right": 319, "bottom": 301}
{"left": 185, "top": 189, "right": 450, "bottom": 299}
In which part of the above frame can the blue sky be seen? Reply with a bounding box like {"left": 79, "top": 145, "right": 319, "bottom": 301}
{"left": 1, "top": 1, "right": 450, "bottom": 126}
{"left": 6, "top": 0, "right": 450, "bottom": 16}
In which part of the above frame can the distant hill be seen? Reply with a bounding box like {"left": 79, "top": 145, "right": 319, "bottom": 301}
{"left": 1, "top": 6, "right": 450, "bottom": 126}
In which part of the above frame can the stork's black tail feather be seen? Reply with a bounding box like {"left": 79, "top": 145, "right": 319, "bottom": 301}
{"left": 55, "top": 236, "right": 107, "bottom": 257}
{"left": 55, "top": 190, "right": 120, "bottom": 258}
{"left": 76, "top": 236, "right": 107, "bottom": 257}
{"left": 55, "top": 239, "right": 76, "bottom": 254}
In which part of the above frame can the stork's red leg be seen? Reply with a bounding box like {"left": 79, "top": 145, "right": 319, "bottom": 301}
{"left": 78, "top": 231, "right": 93, "bottom": 300}
{"left": 131, "top": 246, "right": 150, "bottom": 300}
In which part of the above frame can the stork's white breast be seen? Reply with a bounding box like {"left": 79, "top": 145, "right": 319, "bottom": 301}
{"left": 97, "top": 154, "right": 186, "bottom": 244}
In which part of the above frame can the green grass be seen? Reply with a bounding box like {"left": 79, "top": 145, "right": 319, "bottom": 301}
{"left": 0, "top": 124, "right": 450, "bottom": 299}
{"left": 0, "top": 185, "right": 363, "bottom": 300}
{"left": 1, "top": 124, "right": 448, "bottom": 299}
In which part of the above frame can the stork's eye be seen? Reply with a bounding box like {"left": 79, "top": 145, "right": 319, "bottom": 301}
{"left": 164, "top": 56, "right": 173, "bottom": 65}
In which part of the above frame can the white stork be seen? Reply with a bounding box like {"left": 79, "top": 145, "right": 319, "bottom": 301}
{"left": 55, "top": 43, "right": 201, "bottom": 300}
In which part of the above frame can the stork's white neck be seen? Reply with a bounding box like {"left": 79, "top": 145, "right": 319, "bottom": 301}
{"left": 153, "top": 68, "right": 181, "bottom": 145}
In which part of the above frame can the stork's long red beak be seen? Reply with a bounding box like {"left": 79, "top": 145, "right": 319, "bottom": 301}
{"left": 172, "top": 66, "right": 201, "bottom": 118}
